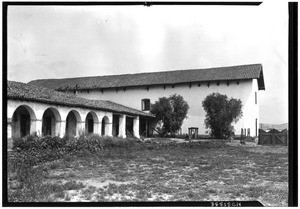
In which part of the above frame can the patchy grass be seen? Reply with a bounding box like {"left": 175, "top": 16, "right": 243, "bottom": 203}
{"left": 7, "top": 138, "right": 288, "bottom": 206}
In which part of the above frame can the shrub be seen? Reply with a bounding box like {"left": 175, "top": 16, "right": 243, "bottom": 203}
{"left": 202, "top": 93, "right": 243, "bottom": 139}
{"left": 150, "top": 94, "right": 189, "bottom": 137}
{"left": 40, "top": 135, "right": 68, "bottom": 150}
{"left": 12, "top": 135, "right": 68, "bottom": 152}
{"left": 11, "top": 134, "right": 228, "bottom": 159}
{"left": 12, "top": 135, "right": 40, "bottom": 151}
{"left": 63, "top": 135, "right": 142, "bottom": 154}
{"left": 63, "top": 180, "right": 85, "bottom": 190}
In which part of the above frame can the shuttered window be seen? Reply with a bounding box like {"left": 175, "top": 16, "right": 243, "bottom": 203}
{"left": 141, "top": 99, "right": 150, "bottom": 111}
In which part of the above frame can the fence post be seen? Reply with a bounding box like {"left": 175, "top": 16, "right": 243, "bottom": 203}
{"left": 240, "top": 128, "right": 245, "bottom": 145}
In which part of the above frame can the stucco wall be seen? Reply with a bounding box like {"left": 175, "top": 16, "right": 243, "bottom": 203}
{"left": 7, "top": 100, "right": 114, "bottom": 138}
{"left": 7, "top": 99, "right": 145, "bottom": 141}
{"left": 77, "top": 79, "right": 260, "bottom": 136}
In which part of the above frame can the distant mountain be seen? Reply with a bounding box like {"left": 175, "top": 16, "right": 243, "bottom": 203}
{"left": 259, "top": 123, "right": 288, "bottom": 131}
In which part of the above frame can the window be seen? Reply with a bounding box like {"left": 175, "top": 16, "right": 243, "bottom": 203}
{"left": 141, "top": 99, "right": 150, "bottom": 111}
{"left": 255, "top": 92, "right": 257, "bottom": 104}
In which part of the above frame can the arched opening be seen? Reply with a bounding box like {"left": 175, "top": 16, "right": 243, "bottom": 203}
{"left": 12, "top": 105, "right": 36, "bottom": 139}
{"left": 85, "top": 113, "right": 94, "bottom": 134}
{"left": 42, "top": 108, "right": 61, "bottom": 136}
{"left": 101, "top": 116, "right": 109, "bottom": 136}
{"left": 65, "top": 110, "right": 81, "bottom": 138}
{"left": 85, "top": 112, "right": 98, "bottom": 135}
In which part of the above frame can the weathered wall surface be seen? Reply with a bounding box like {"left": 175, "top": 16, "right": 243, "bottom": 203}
{"left": 77, "top": 79, "right": 260, "bottom": 136}
{"left": 7, "top": 100, "right": 114, "bottom": 138}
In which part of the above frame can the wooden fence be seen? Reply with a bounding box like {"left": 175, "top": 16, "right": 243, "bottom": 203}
{"left": 258, "top": 129, "right": 288, "bottom": 146}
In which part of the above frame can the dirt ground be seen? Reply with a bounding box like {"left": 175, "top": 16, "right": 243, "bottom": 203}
{"left": 8, "top": 140, "right": 288, "bottom": 206}
{"left": 46, "top": 142, "right": 288, "bottom": 205}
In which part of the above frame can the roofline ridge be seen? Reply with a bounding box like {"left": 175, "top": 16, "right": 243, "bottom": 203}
{"left": 104, "top": 100, "right": 155, "bottom": 115}
{"left": 8, "top": 81, "right": 153, "bottom": 117}
{"left": 28, "top": 63, "right": 263, "bottom": 83}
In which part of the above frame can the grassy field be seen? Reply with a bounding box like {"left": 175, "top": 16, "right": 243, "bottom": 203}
{"left": 7, "top": 138, "right": 288, "bottom": 206}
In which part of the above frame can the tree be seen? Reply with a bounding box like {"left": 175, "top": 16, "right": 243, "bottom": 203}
{"left": 202, "top": 93, "right": 243, "bottom": 139}
{"left": 150, "top": 94, "right": 189, "bottom": 137}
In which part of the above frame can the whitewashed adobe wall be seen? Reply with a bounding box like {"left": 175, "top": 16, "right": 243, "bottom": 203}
{"left": 7, "top": 100, "right": 115, "bottom": 138}
{"left": 77, "top": 79, "right": 260, "bottom": 137}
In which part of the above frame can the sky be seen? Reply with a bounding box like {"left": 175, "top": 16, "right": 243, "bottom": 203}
{"left": 7, "top": 1, "right": 289, "bottom": 124}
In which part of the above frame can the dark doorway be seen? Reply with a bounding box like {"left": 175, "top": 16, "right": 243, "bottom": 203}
{"left": 126, "top": 117, "right": 134, "bottom": 137}
{"left": 20, "top": 114, "right": 30, "bottom": 138}
{"left": 66, "top": 111, "right": 77, "bottom": 138}
{"left": 88, "top": 119, "right": 93, "bottom": 133}
{"left": 85, "top": 113, "right": 94, "bottom": 135}
{"left": 12, "top": 106, "right": 33, "bottom": 139}
{"left": 139, "top": 117, "right": 148, "bottom": 138}
{"left": 112, "top": 115, "right": 119, "bottom": 137}
{"left": 101, "top": 118, "right": 105, "bottom": 135}
{"left": 42, "top": 108, "right": 57, "bottom": 136}
{"left": 101, "top": 116, "right": 109, "bottom": 136}
{"left": 44, "top": 117, "right": 52, "bottom": 135}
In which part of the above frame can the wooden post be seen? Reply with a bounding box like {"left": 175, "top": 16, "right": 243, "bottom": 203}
{"left": 240, "top": 128, "right": 245, "bottom": 145}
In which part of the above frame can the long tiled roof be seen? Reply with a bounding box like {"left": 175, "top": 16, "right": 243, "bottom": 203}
{"left": 28, "top": 64, "right": 265, "bottom": 90}
{"left": 7, "top": 81, "right": 154, "bottom": 117}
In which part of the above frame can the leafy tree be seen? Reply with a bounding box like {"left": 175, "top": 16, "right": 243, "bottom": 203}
{"left": 202, "top": 93, "right": 243, "bottom": 139}
{"left": 150, "top": 94, "right": 189, "bottom": 137}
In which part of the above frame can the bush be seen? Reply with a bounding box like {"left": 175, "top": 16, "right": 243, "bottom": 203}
{"left": 12, "top": 135, "right": 40, "bottom": 151}
{"left": 12, "top": 134, "right": 145, "bottom": 157}
{"left": 63, "top": 180, "right": 85, "bottom": 190}
{"left": 40, "top": 135, "right": 68, "bottom": 150}
{"left": 150, "top": 94, "right": 189, "bottom": 137}
{"left": 142, "top": 140, "right": 228, "bottom": 150}
{"left": 12, "top": 134, "right": 228, "bottom": 158}
{"left": 13, "top": 135, "right": 68, "bottom": 151}
{"left": 202, "top": 93, "right": 243, "bottom": 139}
{"left": 64, "top": 134, "right": 144, "bottom": 154}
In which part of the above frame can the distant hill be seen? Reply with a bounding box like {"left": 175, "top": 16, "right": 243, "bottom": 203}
{"left": 259, "top": 123, "right": 288, "bottom": 131}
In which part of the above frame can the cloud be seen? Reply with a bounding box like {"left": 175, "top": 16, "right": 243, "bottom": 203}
{"left": 7, "top": 4, "right": 289, "bottom": 123}
{"left": 8, "top": 60, "right": 52, "bottom": 82}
